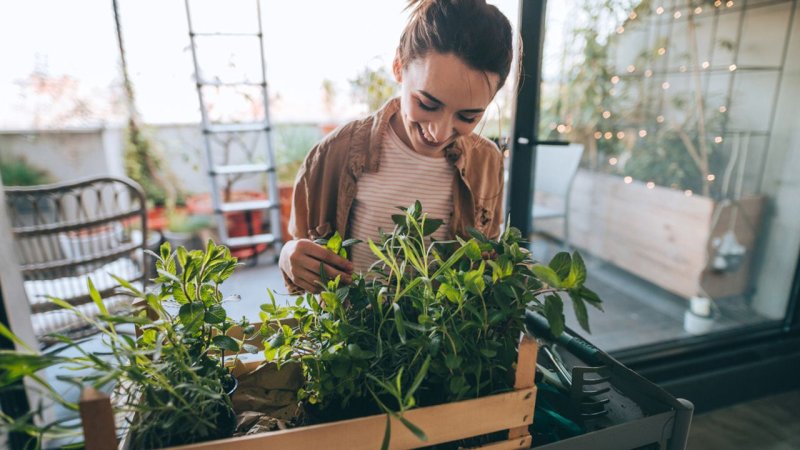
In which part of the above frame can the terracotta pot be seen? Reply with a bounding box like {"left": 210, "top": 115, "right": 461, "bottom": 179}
{"left": 147, "top": 206, "right": 168, "bottom": 231}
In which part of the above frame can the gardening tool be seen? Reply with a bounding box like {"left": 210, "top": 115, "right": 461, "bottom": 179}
{"left": 525, "top": 310, "right": 611, "bottom": 423}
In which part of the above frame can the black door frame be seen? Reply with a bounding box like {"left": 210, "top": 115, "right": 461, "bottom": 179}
{"left": 512, "top": 0, "right": 800, "bottom": 413}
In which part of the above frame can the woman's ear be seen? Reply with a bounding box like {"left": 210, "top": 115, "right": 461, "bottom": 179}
{"left": 392, "top": 53, "right": 403, "bottom": 83}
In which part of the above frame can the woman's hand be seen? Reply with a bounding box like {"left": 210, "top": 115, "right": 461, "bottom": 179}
{"left": 279, "top": 239, "right": 353, "bottom": 293}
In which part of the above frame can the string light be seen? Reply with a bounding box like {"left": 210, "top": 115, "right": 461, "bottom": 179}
{"left": 611, "top": 75, "right": 620, "bottom": 84}
{"left": 594, "top": 131, "right": 603, "bottom": 139}
{"left": 707, "top": 174, "right": 716, "bottom": 181}
{"left": 627, "top": 65, "right": 636, "bottom": 73}
{"left": 639, "top": 129, "right": 648, "bottom": 137}
{"left": 685, "top": 190, "right": 693, "bottom": 197}
{"left": 729, "top": 64, "right": 737, "bottom": 71}
{"left": 657, "top": 115, "right": 665, "bottom": 123}
{"left": 694, "top": 6, "right": 703, "bottom": 14}
{"left": 674, "top": 11, "right": 682, "bottom": 19}
{"left": 645, "top": 69, "right": 653, "bottom": 77}
{"left": 662, "top": 81, "right": 671, "bottom": 90}
{"left": 656, "top": 6, "right": 665, "bottom": 14}
{"left": 719, "top": 106, "right": 727, "bottom": 113}
{"left": 714, "top": 0, "right": 722, "bottom": 7}
{"left": 503, "top": 149, "right": 510, "bottom": 158}
{"left": 616, "top": 26, "right": 625, "bottom": 34}
{"left": 657, "top": 47, "right": 667, "bottom": 56}
{"left": 714, "top": 136, "right": 723, "bottom": 143}
{"left": 609, "top": 157, "right": 618, "bottom": 166}
{"left": 646, "top": 182, "right": 656, "bottom": 189}
{"left": 726, "top": 0, "right": 734, "bottom": 6}
{"left": 629, "top": 11, "right": 638, "bottom": 19}
{"left": 565, "top": 125, "right": 572, "bottom": 133}
{"left": 609, "top": 88, "right": 617, "bottom": 96}
{"left": 557, "top": 124, "right": 567, "bottom": 133}
{"left": 702, "top": 61, "right": 710, "bottom": 69}
{"left": 617, "top": 131, "right": 625, "bottom": 139}
{"left": 624, "top": 176, "right": 633, "bottom": 184}
{"left": 604, "top": 131, "right": 613, "bottom": 140}
{"left": 602, "top": 111, "right": 612, "bottom": 119}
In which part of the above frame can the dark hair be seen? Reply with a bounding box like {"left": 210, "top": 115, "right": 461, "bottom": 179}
{"left": 398, "top": 0, "right": 514, "bottom": 91}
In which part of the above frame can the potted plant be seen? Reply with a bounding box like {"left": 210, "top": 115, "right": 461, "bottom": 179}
{"left": 0, "top": 240, "right": 258, "bottom": 449}
{"left": 0, "top": 155, "right": 52, "bottom": 187}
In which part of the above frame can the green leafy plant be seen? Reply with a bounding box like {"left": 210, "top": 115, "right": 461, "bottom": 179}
{"left": 259, "top": 202, "right": 602, "bottom": 446}
{"left": 0, "top": 240, "right": 257, "bottom": 449}
{"left": 0, "top": 155, "right": 52, "bottom": 187}
{"left": 349, "top": 64, "right": 398, "bottom": 113}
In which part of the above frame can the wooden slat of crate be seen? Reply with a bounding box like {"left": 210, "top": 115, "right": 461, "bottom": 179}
{"left": 169, "top": 387, "right": 536, "bottom": 450}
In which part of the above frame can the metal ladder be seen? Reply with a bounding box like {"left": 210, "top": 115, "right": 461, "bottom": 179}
{"left": 184, "top": 0, "right": 281, "bottom": 261}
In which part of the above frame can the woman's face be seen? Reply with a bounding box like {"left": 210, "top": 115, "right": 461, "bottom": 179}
{"left": 392, "top": 52, "right": 500, "bottom": 157}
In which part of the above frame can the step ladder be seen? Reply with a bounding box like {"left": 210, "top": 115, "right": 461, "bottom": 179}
{"left": 184, "top": 0, "right": 282, "bottom": 261}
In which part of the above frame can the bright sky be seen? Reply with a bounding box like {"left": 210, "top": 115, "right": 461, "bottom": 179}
{"left": 0, "top": 0, "right": 537, "bottom": 129}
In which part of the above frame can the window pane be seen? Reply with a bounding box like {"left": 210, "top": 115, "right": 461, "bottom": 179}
{"left": 536, "top": 0, "right": 800, "bottom": 351}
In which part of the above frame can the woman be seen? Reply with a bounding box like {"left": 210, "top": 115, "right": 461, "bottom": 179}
{"left": 280, "top": 0, "right": 514, "bottom": 293}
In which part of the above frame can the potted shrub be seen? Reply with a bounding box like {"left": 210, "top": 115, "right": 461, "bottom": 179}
{"left": 0, "top": 240, "right": 257, "bottom": 449}
{"left": 0, "top": 155, "right": 52, "bottom": 187}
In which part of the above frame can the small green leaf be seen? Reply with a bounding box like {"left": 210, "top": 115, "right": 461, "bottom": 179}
{"left": 437, "top": 283, "right": 460, "bottom": 303}
{"left": 266, "top": 330, "right": 285, "bottom": 349}
{"left": 392, "top": 303, "right": 407, "bottom": 344}
{"left": 338, "top": 248, "right": 348, "bottom": 259}
{"left": 205, "top": 304, "right": 226, "bottom": 324}
{"left": 444, "top": 353, "right": 462, "bottom": 370}
{"left": 326, "top": 232, "right": 343, "bottom": 254}
{"left": 422, "top": 218, "right": 444, "bottom": 236}
{"left": 159, "top": 241, "right": 171, "bottom": 260}
{"left": 87, "top": 278, "right": 108, "bottom": 316}
{"left": 178, "top": 302, "right": 205, "bottom": 330}
{"left": 398, "top": 415, "right": 428, "bottom": 442}
{"left": 563, "top": 251, "right": 587, "bottom": 288}
{"left": 464, "top": 240, "right": 482, "bottom": 261}
{"left": 380, "top": 414, "right": 392, "bottom": 450}
{"left": 341, "top": 238, "right": 362, "bottom": 247}
{"left": 544, "top": 295, "right": 565, "bottom": 337}
{"left": 571, "top": 294, "right": 591, "bottom": 333}
{"left": 532, "top": 264, "right": 561, "bottom": 288}
{"left": 577, "top": 286, "right": 604, "bottom": 311}
{"left": 212, "top": 335, "right": 240, "bottom": 352}
{"left": 404, "top": 355, "right": 431, "bottom": 405}
{"left": 242, "top": 343, "right": 260, "bottom": 354}
{"left": 549, "top": 252, "right": 572, "bottom": 281}
{"left": 391, "top": 214, "right": 407, "bottom": 228}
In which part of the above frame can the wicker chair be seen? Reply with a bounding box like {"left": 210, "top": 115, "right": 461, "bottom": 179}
{"left": 4, "top": 176, "right": 148, "bottom": 343}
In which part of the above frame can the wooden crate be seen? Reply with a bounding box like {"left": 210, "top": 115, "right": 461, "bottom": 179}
{"left": 79, "top": 333, "right": 539, "bottom": 450}
{"left": 534, "top": 169, "right": 764, "bottom": 300}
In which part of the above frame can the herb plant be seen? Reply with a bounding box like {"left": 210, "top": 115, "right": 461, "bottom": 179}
{"left": 0, "top": 240, "right": 258, "bottom": 449}
{"left": 259, "top": 202, "right": 602, "bottom": 445}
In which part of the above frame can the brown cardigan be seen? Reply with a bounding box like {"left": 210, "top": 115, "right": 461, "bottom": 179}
{"left": 284, "top": 98, "right": 505, "bottom": 291}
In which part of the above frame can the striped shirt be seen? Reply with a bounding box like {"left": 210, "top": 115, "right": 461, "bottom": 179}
{"left": 349, "top": 125, "right": 455, "bottom": 275}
